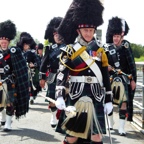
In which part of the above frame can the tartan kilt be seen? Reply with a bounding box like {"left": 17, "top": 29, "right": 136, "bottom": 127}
{"left": 55, "top": 83, "right": 106, "bottom": 136}
{"left": 7, "top": 81, "right": 16, "bottom": 104}
{"left": 112, "top": 79, "right": 134, "bottom": 121}
{"left": 45, "top": 78, "right": 56, "bottom": 102}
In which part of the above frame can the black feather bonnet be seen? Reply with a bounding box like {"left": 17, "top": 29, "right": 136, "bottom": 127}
{"left": 44, "top": 17, "right": 63, "bottom": 44}
{"left": 0, "top": 20, "right": 16, "bottom": 41}
{"left": 57, "top": 0, "right": 104, "bottom": 44}
{"left": 106, "top": 17, "right": 129, "bottom": 43}
{"left": 17, "top": 32, "right": 36, "bottom": 50}
{"left": 37, "top": 43, "right": 44, "bottom": 50}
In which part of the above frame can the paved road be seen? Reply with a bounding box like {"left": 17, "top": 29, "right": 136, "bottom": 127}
{"left": 0, "top": 91, "right": 144, "bottom": 144}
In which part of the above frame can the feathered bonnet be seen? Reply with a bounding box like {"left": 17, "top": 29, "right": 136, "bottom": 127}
{"left": 106, "top": 16, "right": 129, "bottom": 43}
{"left": 37, "top": 43, "right": 44, "bottom": 50}
{"left": 44, "top": 17, "right": 63, "bottom": 44}
{"left": 57, "top": 0, "right": 104, "bottom": 44}
{"left": 17, "top": 32, "right": 36, "bottom": 50}
{"left": 0, "top": 20, "right": 16, "bottom": 41}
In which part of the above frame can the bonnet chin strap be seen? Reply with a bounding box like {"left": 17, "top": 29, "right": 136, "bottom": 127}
{"left": 78, "top": 29, "right": 96, "bottom": 43}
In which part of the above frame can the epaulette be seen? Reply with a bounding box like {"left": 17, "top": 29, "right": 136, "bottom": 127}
{"left": 96, "top": 37, "right": 103, "bottom": 47}
{"left": 103, "top": 43, "right": 111, "bottom": 53}
{"left": 123, "top": 41, "right": 130, "bottom": 49}
{"left": 60, "top": 45, "right": 73, "bottom": 55}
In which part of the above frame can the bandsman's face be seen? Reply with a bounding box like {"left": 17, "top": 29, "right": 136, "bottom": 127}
{"left": 54, "top": 34, "right": 62, "bottom": 44}
{"left": 23, "top": 44, "right": 30, "bottom": 51}
{"left": 0, "top": 40, "right": 10, "bottom": 51}
{"left": 38, "top": 49, "right": 43, "bottom": 56}
{"left": 77, "top": 28, "right": 95, "bottom": 42}
{"left": 113, "top": 35, "right": 123, "bottom": 46}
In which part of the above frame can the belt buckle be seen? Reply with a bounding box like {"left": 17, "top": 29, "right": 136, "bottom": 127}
{"left": 86, "top": 76, "right": 93, "bottom": 83}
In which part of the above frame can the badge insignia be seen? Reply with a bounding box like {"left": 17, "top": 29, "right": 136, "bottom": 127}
{"left": 80, "top": 51, "right": 89, "bottom": 61}
{"left": 31, "top": 49, "right": 35, "bottom": 53}
{"left": 124, "top": 42, "right": 129, "bottom": 48}
{"left": 11, "top": 48, "right": 16, "bottom": 53}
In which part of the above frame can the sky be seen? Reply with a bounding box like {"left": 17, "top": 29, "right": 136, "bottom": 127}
{"left": 0, "top": 0, "right": 144, "bottom": 46}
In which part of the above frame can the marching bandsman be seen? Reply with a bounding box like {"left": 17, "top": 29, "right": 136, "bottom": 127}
{"left": 54, "top": 0, "right": 113, "bottom": 144}
{"left": 36, "top": 43, "right": 44, "bottom": 93}
{"left": 0, "top": 20, "right": 29, "bottom": 131}
{"left": 37, "top": 43, "right": 44, "bottom": 62}
{"left": 105, "top": 17, "right": 136, "bottom": 136}
{"left": 17, "top": 32, "right": 41, "bottom": 104}
{"left": 39, "top": 17, "right": 65, "bottom": 128}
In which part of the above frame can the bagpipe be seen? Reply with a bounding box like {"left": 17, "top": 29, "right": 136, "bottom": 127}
{"left": 0, "top": 74, "right": 16, "bottom": 108}
{"left": 27, "top": 63, "right": 36, "bottom": 90}
{"left": 109, "top": 65, "right": 132, "bottom": 105}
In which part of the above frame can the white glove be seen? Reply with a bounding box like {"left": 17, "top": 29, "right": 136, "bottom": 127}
{"left": 104, "top": 102, "right": 113, "bottom": 115}
{"left": 55, "top": 97, "right": 66, "bottom": 110}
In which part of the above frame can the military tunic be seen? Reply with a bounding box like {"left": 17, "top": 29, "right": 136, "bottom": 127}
{"left": 39, "top": 43, "right": 65, "bottom": 101}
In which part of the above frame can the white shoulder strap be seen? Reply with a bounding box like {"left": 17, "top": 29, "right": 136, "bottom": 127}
{"left": 73, "top": 43, "right": 103, "bottom": 87}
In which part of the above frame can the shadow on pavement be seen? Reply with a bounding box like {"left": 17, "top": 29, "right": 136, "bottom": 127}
{"left": 31, "top": 102, "right": 49, "bottom": 106}
{"left": 103, "top": 135, "right": 120, "bottom": 144}
{"left": 29, "top": 107, "right": 50, "bottom": 113}
{"left": 110, "top": 129, "right": 143, "bottom": 140}
{"left": 1, "top": 128, "right": 61, "bottom": 142}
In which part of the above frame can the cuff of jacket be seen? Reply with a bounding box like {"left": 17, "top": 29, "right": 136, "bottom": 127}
{"left": 39, "top": 72, "right": 47, "bottom": 80}
{"left": 55, "top": 89, "right": 66, "bottom": 100}
{"left": 105, "top": 94, "right": 112, "bottom": 103}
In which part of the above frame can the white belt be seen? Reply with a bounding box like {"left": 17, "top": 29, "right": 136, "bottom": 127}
{"left": 70, "top": 76, "right": 98, "bottom": 84}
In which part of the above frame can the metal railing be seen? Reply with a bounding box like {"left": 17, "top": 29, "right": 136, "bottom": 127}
{"left": 132, "top": 62, "right": 144, "bottom": 132}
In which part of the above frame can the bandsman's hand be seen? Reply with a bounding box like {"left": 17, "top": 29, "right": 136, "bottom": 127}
{"left": 108, "top": 65, "right": 112, "bottom": 72}
{"left": 40, "top": 79, "right": 46, "bottom": 88}
{"left": 29, "top": 62, "right": 34, "bottom": 68}
{"left": 131, "top": 80, "right": 136, "bottom": 90}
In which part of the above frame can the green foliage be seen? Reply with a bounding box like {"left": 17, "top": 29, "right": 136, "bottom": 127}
{"left": 135, "top": 56, "right": 144, "bottom": 62}
{"left": 9, "top": 31, "right": 21, "bottom": 47}
{"left": 34, "top": 38, "right": 40, "bottom": 44}
{"left": 131, "top": 43, "right": 144, "bottom": 58}
{"left": 9, "top": 31, "right": 40, "bottom": 47}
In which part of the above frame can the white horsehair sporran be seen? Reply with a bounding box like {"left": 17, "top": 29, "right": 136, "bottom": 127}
{"left": 62, "top": 96, "right": 102, "bottom": 139}
{"left": 0, "top": 75, "right": 7, "bottom": 108}
{"left": 111, "top": 77, "right": 127, "bottom": 104}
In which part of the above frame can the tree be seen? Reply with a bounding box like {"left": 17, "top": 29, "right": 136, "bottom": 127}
{"left": 130, "top": 43, "right": 144, "bottom": 58}
{"left": 9, "top": 31, "right": 21, "bottom": 47}
{"left": 9, "top": 31, "right": 40, "bottom": 47}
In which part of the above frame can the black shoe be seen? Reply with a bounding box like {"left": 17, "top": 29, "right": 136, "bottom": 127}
{"left": 1, "top": 122, "right": 6, "bottom": 126}
{"left": 119, "top": 133, "right": 126, "bottom": 136}
{"left": 51, "top": 124, "right": 57, "bottom": 128}
{"left": 4, "top": 128, "right": 11, "bottom": 132}
{"left": 30, "top": 100, "right": 34, "bottom": 105}
{"left": 107, "top": 127, "right": 113, "bottom": 130}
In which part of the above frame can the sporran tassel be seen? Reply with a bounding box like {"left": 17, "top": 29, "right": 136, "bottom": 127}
{"left": 115, "top": 84, "right": 120, "bottom": 100}
{"left": 112, "top": 83, "right": 116, "bottom": 99}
